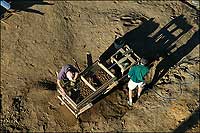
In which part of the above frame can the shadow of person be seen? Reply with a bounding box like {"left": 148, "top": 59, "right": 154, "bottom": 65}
{"left": 150, "top": 29, "right": 199, "bottom": 87}
{"left": 1, "top": 0, "right": 54, "bottom": 20}
{"left": 11, "top": 0, "right": 54, "bottom": 15}
{"left": 36, "top": 79, "right": 57, "bottom": 91}
{"left": 99, "top": 18, "right": 159, "bottom": 66}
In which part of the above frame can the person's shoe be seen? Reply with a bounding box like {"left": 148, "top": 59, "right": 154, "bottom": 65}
{"left": 127, "top": 101, "right": 133, "bottom": 106}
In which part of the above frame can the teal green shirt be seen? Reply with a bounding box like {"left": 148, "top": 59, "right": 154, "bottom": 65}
{"left": 128, "top": 65, "right": 149, "bottom": 83}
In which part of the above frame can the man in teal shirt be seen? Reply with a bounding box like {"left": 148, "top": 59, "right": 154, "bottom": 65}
{"left": 128, "top": 58, "right": 149, "bottom": 106}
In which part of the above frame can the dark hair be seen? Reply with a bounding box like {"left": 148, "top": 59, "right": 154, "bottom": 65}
{"left": 140, "top": 58, "right": 148, "bottom": 65}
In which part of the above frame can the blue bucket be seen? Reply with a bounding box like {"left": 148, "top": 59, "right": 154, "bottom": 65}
{"left": 1, "top": 0, "right": 11, "bottom": 10}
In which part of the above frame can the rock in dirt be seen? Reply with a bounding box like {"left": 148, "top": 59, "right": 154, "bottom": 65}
{"left": 134, "top": 19, "right": 142, "bottom": 24}
{"left": 137, "top": 0, "right": 142, "bottom": 4}
{"left": 114, "top": 1, "right": 118, "bottom": 4}
{"left": 120, "top": 16, "right": 133, "bottom": 21}
{"left": 123, "top": 22, "right": 135, "bottom": 26}
{"left": 113, "top": 18, "right": 120, "bottom": 21}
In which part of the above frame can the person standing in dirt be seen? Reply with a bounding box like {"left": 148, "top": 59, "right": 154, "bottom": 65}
{"left": 127, "top": 58, "right": 149, "bottom": 106}
{"left": 57, "top": 64, "right": 79, "bottom": 96}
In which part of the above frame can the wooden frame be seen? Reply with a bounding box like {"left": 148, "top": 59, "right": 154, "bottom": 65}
{"left": 57, "top": 45, "right": 140, "bottom": 118}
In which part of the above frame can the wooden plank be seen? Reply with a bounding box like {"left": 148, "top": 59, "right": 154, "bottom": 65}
{"left": 106, "top": 81, "right": 118, "bottom": 90}
{"left": 119, "top": 48, "right": 126, "bottom": 53}
{"left": 103, "top": 81, "right": 118, "bottom": 94}
{"left": 81, "top": 76, "right": 96, "bottom": 91}
{"left": 98, "top": 62, "right": 115, "bottom": 78}
{"left": 78, "top": 103, "right": 93, "bottom": 116}
{"left": 117, "top": 56, "right": 129, "bottom": 64}
{"left": 133, "top": 53, "right": 140, "bottom": 60}
{"left": 127, "top": 56, "right": 136, "bottom": 64}
{"left": 57, "top": 89, "right": 77, "bottom": 109}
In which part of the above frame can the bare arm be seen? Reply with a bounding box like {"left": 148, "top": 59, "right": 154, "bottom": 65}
{"left": 57, "top": 79, "right": 66, "bottom": 96}
{"left": 73, "top": 72, "right": 79, "bottom": 81}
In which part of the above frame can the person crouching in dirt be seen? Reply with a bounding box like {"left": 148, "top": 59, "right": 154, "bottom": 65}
{"left": 57, "top": 64, "right": 79, "bottom": 96}
{"left": 127, "top": 58, "right": 149, "bottom": 106}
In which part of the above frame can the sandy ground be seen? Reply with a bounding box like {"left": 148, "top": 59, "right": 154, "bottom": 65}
{"left": 0, "top": 1, "right": 199, "bottom": 132}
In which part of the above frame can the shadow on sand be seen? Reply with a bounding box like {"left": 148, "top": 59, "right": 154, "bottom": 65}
{"left": 99, "top": 15, "right": 196, "bottom": 88}
{"left": 36, "top": 79, "right": 57, "bottom": 91}
{"left": 99, "top": 17, "right": 159, "bottom": 65}
{"left": 173, "top": 106, "right": 200, "bottom": 132}
{"left": 1, "top": 0, "right": 54, "bottom": 20}
{"left": 100, "top": 15, "right": 193, "bottom": 65}
{"left": 98, "top": 15, "right": 198, "bottom": 104}
{"left": 150, "top": 29, "right": 199, "bottom": 86}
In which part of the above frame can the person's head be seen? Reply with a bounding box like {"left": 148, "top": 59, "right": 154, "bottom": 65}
{"left": 140, "top": 58, "right": 148, "bottom": 66}
{"left": 66, "top": 71, "right": 74, "bottom": 80}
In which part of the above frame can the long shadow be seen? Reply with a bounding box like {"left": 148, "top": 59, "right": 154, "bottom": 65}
{"left": 150, "top": 29, "right": 199, "bottom": 86}
{"left": 152, "top": 15, "right": 192, "bottom": 57}
{"left": 1, "top": 0, "right": 54, "bottom": 20}
{"left": 99, "top": 18, "right": 159, "bottom": 66}
{"left": 128, "top": 15, "right": 193, "bottom": 64}
{"left": 99, "top": 15, "right": 192, "bottom": 68}
{"left": 173, "top": 106, "right": 200, "bottom": 132}
{"left": 36, "top": 79, "right": 57, "bottom": 91}
{"left": 98, "top": 15, "right": 194, "bottom": 97}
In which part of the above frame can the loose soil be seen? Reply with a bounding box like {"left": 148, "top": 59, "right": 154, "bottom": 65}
{"left": 0, "top": 1, "right": 199, "bottom": 132}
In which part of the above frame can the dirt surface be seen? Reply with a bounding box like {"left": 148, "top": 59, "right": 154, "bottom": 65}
{"left": 0, "top": 1, "right": 199, "bottom": 132}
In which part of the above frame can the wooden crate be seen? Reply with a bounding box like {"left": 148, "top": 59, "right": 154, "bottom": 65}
{"left": 57, "top": 61, "right": 117, "bottom": 117}
{"left": 57, "top": 45, "right": 140, "bottom": 117}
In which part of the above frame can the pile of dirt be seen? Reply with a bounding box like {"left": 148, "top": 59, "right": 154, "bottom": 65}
{"left": 1, "top": 1, "right": 199, "bottom": 132}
